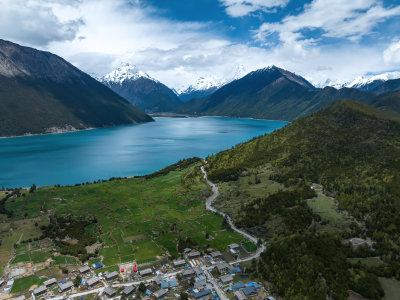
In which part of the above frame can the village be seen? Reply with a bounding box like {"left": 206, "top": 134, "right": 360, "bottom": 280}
{"left": 5, "top": 242, "right": 274, "bottom": 300}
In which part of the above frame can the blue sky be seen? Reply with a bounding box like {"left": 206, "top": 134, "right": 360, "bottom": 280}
{"left": 1, "top": 0, "right": 400, "bottom": 88}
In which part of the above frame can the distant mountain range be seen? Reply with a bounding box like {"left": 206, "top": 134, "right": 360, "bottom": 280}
{"left": 100, "top": 64, "right": 182, "bottom": 113}
{"left": 175, "top": 65, "right": 247, "bottom": 102}
{"left": 176, "top": 66, "right": 375, "bottom": 120}
{"left": 0, "top": 39, "right": 152, "bottom": 137}
{"left": 322, "top": 71, "right": 400, "bottom": 93}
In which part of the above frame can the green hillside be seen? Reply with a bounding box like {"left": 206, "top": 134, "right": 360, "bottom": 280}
{"left": 207, "top": 99, "right": 400, "bottom": 299}
{"left": 372, "top": 90, "right": 400, "bottom": 119}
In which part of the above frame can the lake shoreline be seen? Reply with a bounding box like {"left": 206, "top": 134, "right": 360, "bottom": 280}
{"left": 0, "top": 117, "right": 288, "bottom": 188}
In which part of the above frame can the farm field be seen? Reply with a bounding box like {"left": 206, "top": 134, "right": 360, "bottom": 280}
{"left": 0, "top": 217, "right": 46, "bottom": 275}
{"left": 3, "top": 160, "right": 254, "bottom": 273}
{"left": 379, "top": 277, "right": 400, "bottom": 300}
{"left": 11, "top": 275, "right": 45, "bottom": 294}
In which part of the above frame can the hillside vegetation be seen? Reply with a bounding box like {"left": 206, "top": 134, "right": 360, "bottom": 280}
{"left": 207, "top": 99, "right": 400, "bottom": 299}
{"left": 0, "top": 39, "right": 152, "bottom": 137}
{"left": 2, "top": 159, "right": 249, "bottom": 268}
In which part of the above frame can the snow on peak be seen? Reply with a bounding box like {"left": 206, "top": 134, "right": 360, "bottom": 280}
{"left": 347, "top": 71, "right": 400, "bottom": 88}
{"left": 101, "top": 63, "right": 155, "bottom": 84}
{"left": 316, "top": 71, "right": 400, "bottom": 89}
{"left": 176, "top": 65, "right": 248, "bottom": 95}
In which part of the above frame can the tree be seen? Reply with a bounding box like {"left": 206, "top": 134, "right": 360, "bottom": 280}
{"left": 29, "top": 184, "right": 36, "bottom": 193}
{"left": 74, "top": 275, "right": 81, "bottom": 287}
{"left": 138, "top": 282, "right": 146, "bottom": 293}
{"left": 180, "top": 292, "right": 189, "bottom": 300}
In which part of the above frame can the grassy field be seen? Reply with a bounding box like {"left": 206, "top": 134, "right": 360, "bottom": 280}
{"left": 306, "top": 186, "right": 352, "bottom": 232}
{"left": 348, "top": 257, "right": 383, "bottom": 267}
{"left": 0, "top": 217, "right": 46, "bottom": 275}
{"left": 379, "top": 277, "right": 400, "bottom": 300}
{"left": 11, "top": 275, "right": 46, "bottom": 294}
{"left": 53, "top": 256, "right": 80, "bottom": 265}
{"left": 4, "top": 161, "right": 249, "bottom": 270}
{"left": 214, "top": 164, "right": 283, "bottom": 219}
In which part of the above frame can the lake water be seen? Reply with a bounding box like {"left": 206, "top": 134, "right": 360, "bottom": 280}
{"left": 0, "top": 117, "right": 288, "bottom": 188}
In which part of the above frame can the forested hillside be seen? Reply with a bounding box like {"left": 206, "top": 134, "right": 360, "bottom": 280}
{"left": 207, "top": 99, "right": 400, "bottom": 299}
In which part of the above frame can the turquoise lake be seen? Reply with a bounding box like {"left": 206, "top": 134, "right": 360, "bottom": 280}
{"left": 0, "top": 117, "right": 288, "bottom": 188}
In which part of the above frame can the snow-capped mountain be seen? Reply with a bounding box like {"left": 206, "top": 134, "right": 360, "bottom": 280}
{"left": 177, "top": 65, "right": 248, "bottom": 102}
{"left": 318, "top": 71, "right": 400, "bottom": 92}
{"left": 101, "top": 63, "right": 155, "bottom": 85}
{"left": 100, "top": 63, "right": 182, "bottom": 113}
{"left": 347, "top": 71, "right": 400, "bottom": 91}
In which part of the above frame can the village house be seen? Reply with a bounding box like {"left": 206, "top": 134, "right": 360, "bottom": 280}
{"left": 43, "top": 278, "right": 57, "bottom": 287}
{"left": 216, "top": 262, "right": 230, "bottom": 274}
{"left": 181, "top": 268, "right": 195, "bottom": 278}
{"left": 219, "top": 274, "right": 233, "bottom": 285}
{"left": 194, "top": 289, "right": 211, "bottom": 299}
{"left": 105, "top": 271, "right": 119, "bottom": 281}
{"left": 87, "top": 277, "right": 100, "bottom": 287}
{"left": 78, "top": 265, "right": 90, "bottom": 274}
{"left": 173, "top": 259, "right": 186, "bottom": 268}
{"left": 139, "top": 268, "right": 153, "bottom": 277}
{"left": 33, "top": 286, "right": 47, "bottom": 297}
{"left": 153, "top": 288, "right": 168, "bottom": 299}
{"left": 59, "top": 281, "right": 74, "bottom": 293}
{"left": 210, "top": 251, "right": 222, "bottom": 259}
{"left": 121, "top": 285, "right": 135, "bottom": 297}
{"left": 187, "top": 251, "right": 200, "bottom": 259}
{"left": 234, "top": 290, "right": 247, "bottom": 300}
{"left": 228, "top": 243, "right": 240, "bottom": 254}
{"left": 104, "top": 287, "right": 116, "bottom": 297}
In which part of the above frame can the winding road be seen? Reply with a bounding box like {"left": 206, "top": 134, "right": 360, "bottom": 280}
{"left": 201, "top": 165, "right": 266, "bottom": 263}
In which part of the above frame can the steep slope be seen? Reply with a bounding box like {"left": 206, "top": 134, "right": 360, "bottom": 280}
{"left": 207, "top": 99, "right": 400, "bottom": 299}
{"left": 177, "top": 66, "right": 247, "bottom": 102}
{"left": 372, "top": 90, "right": 400, "bottom": 118}
{"left": 0, "top": 39, "right": 152, "bottom": 137}
{"left": 101, "top": 64, "right": 182, "bottom": 113}
{"left": 372, "top": 78, "right": 400, "bottom": 95}
{"left": 177, "top": 76, "right": 223, "bottom": 102}
{"left": 177, "top": 66, "right": 373, "bottom": 120}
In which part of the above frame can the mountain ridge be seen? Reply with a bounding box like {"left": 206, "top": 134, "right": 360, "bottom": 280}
{"left": 100, "top": 63, "right": 182, "bottom": 113}
{"left": 0, "top": 39, "right": 152, "bottom": 137}
{"left": 177, "top": 66, "right": 373, "bottom": 121}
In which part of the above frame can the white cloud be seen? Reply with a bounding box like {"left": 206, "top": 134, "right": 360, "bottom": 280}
{"left": 256, "top": 0, "right": 400, "bottom": 44}
{"left": 0, "top": 0, "right": 83, "bottom": 46}
{"left": 383, "top": 39, "right": 400, "bottom": 65}
{"left": 219, "top": 0, "right": 289, "bottom": 17}
{"left": 0, "top": 0, "right": 399, "bottom": 89}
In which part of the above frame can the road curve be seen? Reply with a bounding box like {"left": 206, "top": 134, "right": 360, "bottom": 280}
{"left": 200, "top": 165, "right": 266, "bottom": 263}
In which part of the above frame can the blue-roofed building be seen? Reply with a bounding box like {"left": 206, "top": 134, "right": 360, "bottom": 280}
{"left": 92, "top": 262, "right": 103, "bottom": 269}
{"left": 266, "top": 297, "right": 276, "bottom": 300}
{"left": 169, "top": 281, "right": 178, "bottom": 287}
{"left": 243, "top": 286, "right": 258, "bottom": 296}
{"left": 160, "top": 282, "right": 169, "bottom": 289}
{"left": 229, "top": 266, "right": 241, "bottom": 274}
{"left": 194, "top": 289, "right": 211, "bottom": 299}
{"left": 231, "top": 281, "right": 245, "bottom": 290}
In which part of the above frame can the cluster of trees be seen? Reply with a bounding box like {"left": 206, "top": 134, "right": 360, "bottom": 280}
{"left": 206, "top": 100, "right": 400, "bottom": 298}
{"left": 258, "top": 233, "right": 384, "bottom": 300}
{"left": 236, "top": 187, "right": 317, "bottom": 233}
{"left": 41, "top": 215, "right": 99, "bottom": 261}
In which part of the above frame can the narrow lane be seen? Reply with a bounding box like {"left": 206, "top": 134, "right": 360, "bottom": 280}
{"left": 201, "top": 165, "right": 266, "bottom": 263}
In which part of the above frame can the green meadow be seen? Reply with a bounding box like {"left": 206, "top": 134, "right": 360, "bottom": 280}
{"left": 5, "top": 160, "right": 253, "bottom": 268}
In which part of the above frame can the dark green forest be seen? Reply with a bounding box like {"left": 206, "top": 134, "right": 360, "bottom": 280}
{"left": 207, "top": 99, "right": 400, "bottom": 299}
